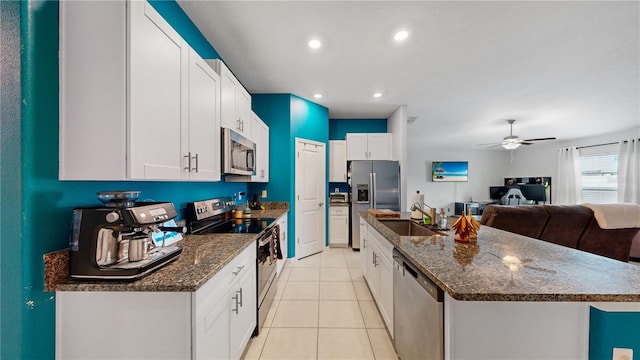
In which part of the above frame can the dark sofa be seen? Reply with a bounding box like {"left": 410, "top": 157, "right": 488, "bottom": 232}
{"left": 480, "top": 204, "right": 640, "bottom": 262}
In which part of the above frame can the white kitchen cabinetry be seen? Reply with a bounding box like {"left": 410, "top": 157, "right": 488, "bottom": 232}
{"left": 59, "top": 0, "right": 220, "bottom": 181}
{"left": 359, "top": 216, "right": 369, "bottom": 276}
{"left": 363, "top": 224, "right": 394, "bottom": 337}
{"left": 346, "top": 133, "right": 392, "bottom": 160}
{"left": 276, "top": 214, "right": 288, "bottom": 275}
{"left": 329, "top": 206, "right": 349, "bottom": 247}
{"left": 209, "top": 59, "right": 252, "bottom": 138}
{"left": 251, "top": 112, "right": 269, "bottom": 182}
{"left": 56, "top": 244, "right": 256, "bottom": 360}
{"left": 329, "top": 140, "right": 348, "bottom": 182}
{"left": 184, "top": 50, "right": 222, "bottom": 181}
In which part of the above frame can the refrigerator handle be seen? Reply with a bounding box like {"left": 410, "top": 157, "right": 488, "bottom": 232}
{"left": 372, "top": 172, "right": 377, "bottom": 209}
{"left": 368, "top": 172, "right": 374, "bottom": 208}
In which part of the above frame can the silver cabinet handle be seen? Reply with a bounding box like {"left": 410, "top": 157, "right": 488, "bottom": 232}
{"left": 319, "top": 202, "right": 324, "bottom": 207}
{"left": 232, "top": 265, "right": 245, "bottom": 276}
{"left": 192, "top": 153, "right": 198, "bottom": 173}
{"left": 184, "top": 152, "right": 192, "bottom": 172}
{"left": 232, "top": 294, "right": 239, "bottom": 314}
{"left": 237, "top": 288, "right": 243, "bottom": 307}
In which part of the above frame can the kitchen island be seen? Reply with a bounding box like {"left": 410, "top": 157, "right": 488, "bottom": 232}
{"left": 361, "top": 212, "right": 640, "bottom": 360}
{"left": 55, "top": 208, "right": 287, "bottom": 360}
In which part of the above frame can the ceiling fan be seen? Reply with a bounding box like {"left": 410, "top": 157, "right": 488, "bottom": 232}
{"left": 479, "top": 119, "right": 557, "bottom": 149}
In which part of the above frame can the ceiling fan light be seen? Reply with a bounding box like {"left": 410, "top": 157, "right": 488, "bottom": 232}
{"left": 502, "top": 142, "right": 521, "bottom": 150}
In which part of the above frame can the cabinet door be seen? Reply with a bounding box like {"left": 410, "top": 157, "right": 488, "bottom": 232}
{"left": 346, "top": 133, "right": 368, "bottom": 160}
{"left": 229, "top": 262, "right": 257, "bottom": 360}
{"left": 367, "top": 133, "right": 391, "bottom": 160}
{"left": 329, "top": 208, "right": 349, "bottom": 246}
{"left": 218, "top": 64, "right": 239, "bottom": 131}
{"left": 236, "top": 86, "right": 252, "bottom": 138}
{"left": 366, "top": 241, "right": 380, "bottom": 300}
{"left": 329, "top": 140, "right": 347, "bottom": 182}
{"left": 128, "top": 1, "right": 185, "bottom": 180}
{"left": 195, "top": 291, "right": 231, "bottom": 359}
{"left": 251, "top": 113, "right": 269, "bottom": 182}
{"left": 277, "top": 214, "right": 288, "bottom": 275}
{"left": 359, "top": 217, "right": 368, "bottom": 276}
{"left": 378, "top": 252, "right": 394, "bottom": 337}
{"left": 187, "top": 49, "right": 221, "bottom": 181}
{"left": 59, "top": 0, "right": 127, "bottom": 180}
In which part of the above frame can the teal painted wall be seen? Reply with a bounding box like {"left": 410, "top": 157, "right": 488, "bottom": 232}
{"left": 1, "top": 1, "right": 23, "bottom": 358}
{"left": 10, "top": 1, "right": 243, "bottom": 358}
{"left": 329, "top": 118, "right": 387, "bottom": 140}
{"left": 589, "top": 307, "right": 640, "bottom": 359}
{"left": 252, "top": 94, "right": 329, "bottom": 256}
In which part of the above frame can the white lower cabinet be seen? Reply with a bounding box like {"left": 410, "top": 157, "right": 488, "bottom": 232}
{"left": 329, "top": 206, "right": 349, "bottom": 247}
{"left": 276, "top": 214, "right": 288, "bottom": 275}
{"left": 359, "top": 216, "right": 368, "bottom": 276}
{"left": 363, "top": 223, "right": 394, "bottom": 338}
{"left": 56, "top": 244, "right": 256, "bottom": 360}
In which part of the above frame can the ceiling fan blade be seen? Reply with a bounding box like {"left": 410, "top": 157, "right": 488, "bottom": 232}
{"left": 487, "top": 144, "right": 504, "bottom": 149}
{"left": 523, "top": 137, "right": 556, "bottom": 142}
{"left": 476, "top": 142, "right": 501, "bottom": 146}
{"left": 520, "top": 142, "right": 534, "bottom": 145}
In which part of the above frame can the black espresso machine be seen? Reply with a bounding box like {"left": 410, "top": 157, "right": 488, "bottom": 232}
{"left": 69, "top": 191, "right": 184, "bottom": 280}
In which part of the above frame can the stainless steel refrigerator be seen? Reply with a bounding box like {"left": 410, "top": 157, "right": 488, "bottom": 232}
{"left": 350, "top": 160, "right": 401, "bottom": 249}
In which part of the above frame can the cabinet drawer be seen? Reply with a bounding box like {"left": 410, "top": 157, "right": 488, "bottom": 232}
{"left": 195, "top": 243, "right": 255, "bottom": 318}
{"left": 330, "top": 206, "right": 349, "bottom": 215}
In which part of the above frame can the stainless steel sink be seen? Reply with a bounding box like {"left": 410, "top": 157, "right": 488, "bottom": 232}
{"left": 378, "top": 219, "right": 440, "bottom": 237}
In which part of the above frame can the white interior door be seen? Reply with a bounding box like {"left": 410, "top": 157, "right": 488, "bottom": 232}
{"left": 295, "top": 138, "right": 326, "bottom": 259}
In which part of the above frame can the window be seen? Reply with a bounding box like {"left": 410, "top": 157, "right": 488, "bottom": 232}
{"left": 580, "top": 153, "right": 618, "bottom": 203}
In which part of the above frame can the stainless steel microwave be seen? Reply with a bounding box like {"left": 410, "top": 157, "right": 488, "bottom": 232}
{"left": 222, "top": 128, "right": 256, "bottom": 176}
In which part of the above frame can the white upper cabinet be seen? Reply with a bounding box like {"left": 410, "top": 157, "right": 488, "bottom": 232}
{"left": 59, "top": 0, "right": 221, "bottom": 181}
{"left": 209, "top": 59, "right": 253, "bottom": 138}
{"left": 346, "top": 133, "right": 392, "bottom": 160}
{"left": 184, "top": 50, "right": 221, "bottom": 181}
{"left": 128, "top": 1, "right": 186, "bottom": 180}
{"left": 329, "top": 140, "right": 347, "bottom": 182}
{"left": 251, "top": 112, "right": 270, "bottom": 182}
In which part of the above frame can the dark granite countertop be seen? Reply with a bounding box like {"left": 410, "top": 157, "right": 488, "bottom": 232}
{"left": 55, "top": 208, "right": 288, "bottom": 292}
{"left": 362, "top": 212, "right": 640, "bottom": 302}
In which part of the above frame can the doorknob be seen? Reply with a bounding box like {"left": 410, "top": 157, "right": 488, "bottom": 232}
{"left": 319, "top": 202, "right": 324, "bottom": 207}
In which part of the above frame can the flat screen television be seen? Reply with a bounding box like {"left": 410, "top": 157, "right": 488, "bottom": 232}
{"left": 432, "top": 161, "right": 468, "bottom": 182}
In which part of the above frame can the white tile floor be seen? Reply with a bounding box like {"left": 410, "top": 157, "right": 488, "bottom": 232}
{"left": 243, "top": 247, "right": 398, "bottom": 360}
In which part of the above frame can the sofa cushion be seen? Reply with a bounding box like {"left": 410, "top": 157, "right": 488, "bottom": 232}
{"left": 539, "top": 205, "right": 591, "bottom": 248}
{"left": 480, "top": 205, "right": 549, "bottom": 239}
{"left": 578, "top": 211, "right": 638, "bottom": 262}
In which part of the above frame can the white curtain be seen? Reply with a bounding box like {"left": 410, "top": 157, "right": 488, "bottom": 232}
{"left": 556, "top": 147, "right": 582, "bottom": 205}
{"left": 618, "top": 138, "right": 640, "bottom": 204}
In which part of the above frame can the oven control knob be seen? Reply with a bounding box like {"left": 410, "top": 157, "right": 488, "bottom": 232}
{"left": 105, "top": 211, "right": 120, "bottom": 223}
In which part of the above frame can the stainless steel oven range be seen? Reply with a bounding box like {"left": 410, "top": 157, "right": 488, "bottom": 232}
{"left": 187, "top": 197, "right": 278, "bottom": 336}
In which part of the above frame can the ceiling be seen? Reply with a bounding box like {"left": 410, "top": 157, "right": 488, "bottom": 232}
{"left": 177, "top": 1, "right": 639, "bottom": 150}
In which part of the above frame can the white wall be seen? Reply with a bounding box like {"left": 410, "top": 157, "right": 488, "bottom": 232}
{"left": 507, "top": 126, "right": 640, "bottom": 203}
{"left": 406, "top": 124, "right": 640, "bottom": 215}
{"left": 388, "top": 106, "right": 408, "bottom": 210}
{"left": 405, "top": 145, "right": 509, "bottom": 216}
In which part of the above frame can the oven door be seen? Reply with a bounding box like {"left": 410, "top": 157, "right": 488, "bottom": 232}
{"left": 223, "top": 128, "right": 255, "bottom": 175}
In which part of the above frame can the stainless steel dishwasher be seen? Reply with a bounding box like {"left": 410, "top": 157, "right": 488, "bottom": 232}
{"left": 393, "top": 249, "right": 444, "bottom": 360}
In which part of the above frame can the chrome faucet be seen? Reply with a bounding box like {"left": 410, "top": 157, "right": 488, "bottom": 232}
{"left": 410, "top": 202, "right": 437, "bottom": 226}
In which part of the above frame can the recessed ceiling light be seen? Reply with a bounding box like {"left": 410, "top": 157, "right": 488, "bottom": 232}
{"left": 373, "top": 93, "right": 382, "bottom": 98}
{"left": 313, "top": 93, "right": 323, "bottom": 99}
{"left": 394, "top": 30, "right": 410, "bottom": 42}
{"left": 308, "top": 39, "right": 322, "bottom": 49}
